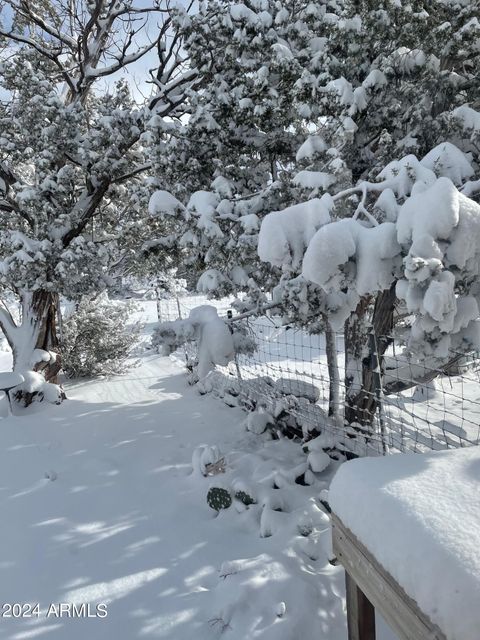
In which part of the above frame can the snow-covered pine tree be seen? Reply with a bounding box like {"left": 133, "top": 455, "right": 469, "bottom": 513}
{"left": 0, "top": 0, "right": 199, "bottom": 386}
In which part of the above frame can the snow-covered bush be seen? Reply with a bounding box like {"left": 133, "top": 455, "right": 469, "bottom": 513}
{"left": 60, "top": 297, "right": 141, "bottom": 379}
{"left": 152, "top": 305, "right": 256, "bottom": 380}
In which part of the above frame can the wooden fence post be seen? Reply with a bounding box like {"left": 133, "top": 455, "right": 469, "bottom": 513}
{"left": 345, "top": 572, "right": 376, "bottom": 640}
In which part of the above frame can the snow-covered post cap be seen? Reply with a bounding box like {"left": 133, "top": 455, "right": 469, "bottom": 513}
{"left": 0, "top": 372, "right": 25, "bottom": 392}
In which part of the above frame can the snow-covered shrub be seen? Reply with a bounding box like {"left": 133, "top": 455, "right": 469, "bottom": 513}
{"left": 246, "top": 410, "right": 274, "bottom": 435}
{"left": 231, "top": 322, "right": 257, "bottom": 357}
{"left": 151, "top": 317, "right": 196, "bottom": 356}
{"left": 60, "top": 296, "right": 141, "bottom": 378}
{"left": 152, "top": 305, "right": 256, "bottom": 380}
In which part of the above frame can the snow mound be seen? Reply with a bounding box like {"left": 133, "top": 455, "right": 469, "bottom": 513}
{"left": 246, "top": 410, "right": 273, "bottom": 435}
{"left": 296, "top": 135, "right": 327, "bottom": 162}
{"left": 192, "top": 444, "right": 224, "bottom": 476}
{"left": 293, "top": 170, "right": 334, "bottom": 191}
{"left": 13, "top": 370, "right": 63, "bottom": 404}
{"left": 307, "top": 450, "right": 331, "bottom": 473}
{"left": 302, "top": 218, "right": 400, "bottom": 299}
{"left": 208, "top": 553, "right": 335, "bottom": 639}
{"left": 453, "top": 105, "right": 480, "bottom": 135}
{"left": 421, "top": 142, "right": 474, "bottom": 185}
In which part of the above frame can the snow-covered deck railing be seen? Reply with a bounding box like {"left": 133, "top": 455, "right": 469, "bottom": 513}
{"left": 329, "top": 447, "right": 480, "bottom": 640}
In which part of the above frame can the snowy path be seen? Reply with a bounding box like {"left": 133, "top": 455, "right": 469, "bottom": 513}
{"left": 0, "top": 348, "right": 401, "bottom": 640}
{"left": 0, "top": 354, "right": 252, "bottom": 640}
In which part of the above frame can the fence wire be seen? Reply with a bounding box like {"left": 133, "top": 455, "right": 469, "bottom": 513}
{"left": 155, "top": 294, "right": 480, "bottom": 457}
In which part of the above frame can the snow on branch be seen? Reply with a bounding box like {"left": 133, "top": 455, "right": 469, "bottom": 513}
{"left": 259, "top": 143, "right": 480, "bottom": 357}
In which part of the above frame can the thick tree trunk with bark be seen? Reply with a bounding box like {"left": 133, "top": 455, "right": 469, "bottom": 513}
{"left": 344, "top": 285, "right": 396, "bottom": 430}
{"left": 2, "top": 290, "right": 62, "bottom": 381}
{"left": 31, "top": 290, "right": 62, "bottom": 383}
{"left": 5, "top": 290, "right": 64, "bottom": 406}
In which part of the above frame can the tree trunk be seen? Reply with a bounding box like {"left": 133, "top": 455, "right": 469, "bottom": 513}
{"left": 31, "top": 290, "right": 62, "bottom": 383}
{"left": 344, "top": 285, "right": 396, "bottom": 430}
{"left": 325, "top": 320, "right": 341, "bottom": 424}
{"left": 344, "top": 296, "right": 372, "bottom": 428}
{"left": 6, "top": 290, "right": 64, "bottom": 406}
{"left": 9, "top": 290, "right": 62, "bottom": 383}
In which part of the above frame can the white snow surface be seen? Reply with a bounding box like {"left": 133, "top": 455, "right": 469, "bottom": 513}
{"left": 148, "top": 190, "right": 185, "bottom": 217}
{"left": 293, "top": 170, "right": 334, "bottom": 190}
{"left": 258, "top": 196, "right": 332, "bottom": 269}
{"left": 453, "top": 105, "right": 480, "bottom": 135}
{"left": 329, "top": 447, "right": 480, "bottom": 640}
{"left": 302, "top": 218, "right": 400, "bottom": 300}
{"left": 0, "top": 300, "right": 352, "bottom": 640}
{"left": 421, "top": 142, "right": 474, "bottom": 185}
{"left": 295, "top": 135, "right": 327, "bottom": 162}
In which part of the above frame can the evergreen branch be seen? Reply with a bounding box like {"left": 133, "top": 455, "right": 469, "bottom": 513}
{"left": 111, "top": 163, "right": 153, "bottom": 184}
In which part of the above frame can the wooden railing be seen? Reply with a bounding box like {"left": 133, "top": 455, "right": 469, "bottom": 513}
{"left": 331, "top": 514, "right": 447, "bottom": 640}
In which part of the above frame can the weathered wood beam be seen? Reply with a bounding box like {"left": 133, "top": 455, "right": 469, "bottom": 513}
{"left": 332, "top": 514, "right": 447, "bottom": 640}
{"left": 345, "top": 572, "right": 376, "bottom": 640}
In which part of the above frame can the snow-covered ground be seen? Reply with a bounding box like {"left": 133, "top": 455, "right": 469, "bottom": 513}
{"left": 0, "top": 300, "right": 355, "bottom": 640}
{"left": 4, "top": 297, "right": 467, "bottom": 639}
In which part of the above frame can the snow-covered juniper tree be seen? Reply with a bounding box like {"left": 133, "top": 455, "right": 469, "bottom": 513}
{"left": 154, "top": 0, "right": 480, "bottom": 299}
{"left": 260, "top": 145, "right": 480, "bottom": 428}
{"left": 148, "top": 0, "right": 480, "bottom": 427}
{"left": 0, "top": 0, "right": 199, "bottom": 385}
{"left": 61, "top": 294, "right": 141, "bottom": 378}
{"left": 147, "top": 0, "right": 351, "bottom": 306}
{"left": 258, "top": 0, "right": 480, "bottom": 428}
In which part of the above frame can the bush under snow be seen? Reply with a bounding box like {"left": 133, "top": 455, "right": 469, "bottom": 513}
{"left": 152, "top": 305, "right": 256, "bottom": 380}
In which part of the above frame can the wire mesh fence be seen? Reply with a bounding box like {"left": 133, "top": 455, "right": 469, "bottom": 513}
{"left": 155, "top": 294, "right": 480, "bottom": 457}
